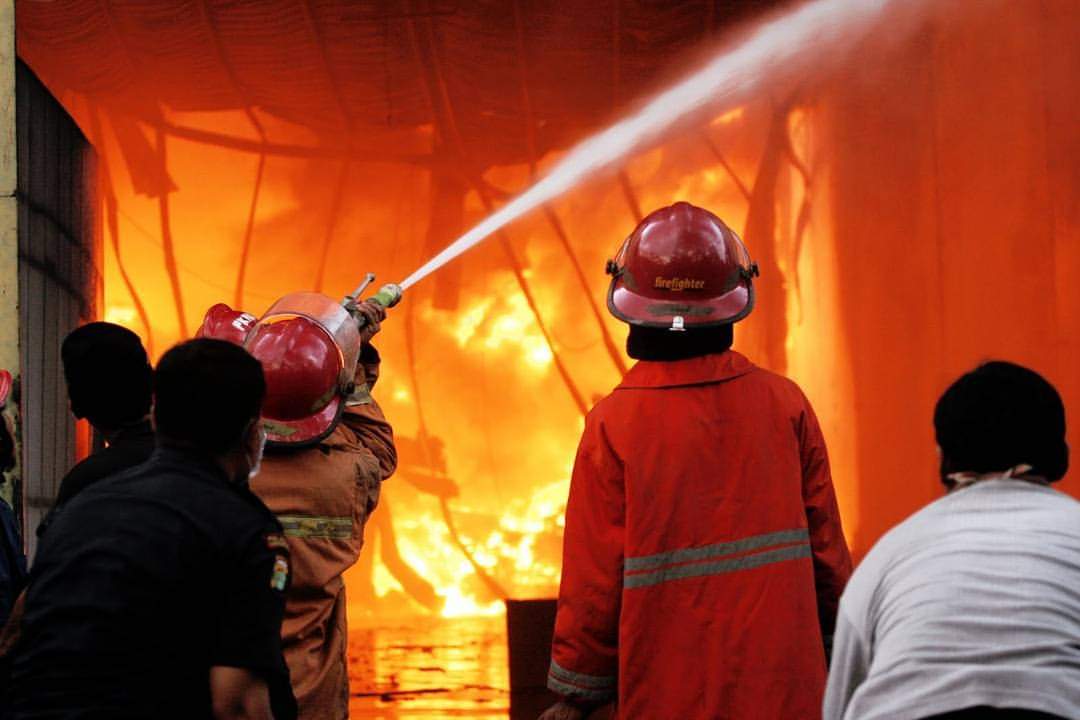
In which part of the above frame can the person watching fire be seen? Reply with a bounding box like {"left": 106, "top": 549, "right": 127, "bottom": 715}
{"left": 540, "top": 202, "right": 852, "bottom": 720}
{"left": 38, "top": 322, "right": 156, "bottom": 537}
{"left": 824, "top": 361, "right": 1080, "bottom": 720}
{"left": 10, "top": 339, "right": 296, "bottom": 720}
{"left": 199, "top": 292, "right": 397, "bottom": 720}
{"left": 0, "top": 322, "right": 156, "bottom": 682}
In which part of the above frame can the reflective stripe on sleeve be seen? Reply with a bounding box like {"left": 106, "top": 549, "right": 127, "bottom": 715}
{"left": 548, "top": 660, "right": 616, "bottom": 689}
{"left": 623, "top": 527, "right": 812, "bottom": 589}
{"left": 277, "top": 514, "right": 353, "bottom": 539}
{"left": 547, "top": 661, "right": 616, "bottom": 702}
{"left": 547, "top": 676, "right": 617, "bottom": 703}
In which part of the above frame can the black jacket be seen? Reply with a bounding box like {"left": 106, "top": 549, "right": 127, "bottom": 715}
{"left": 12, "top": 447, "right": 297, "bottom": 720}
{"left": 35, "top": 420, "right": 155, "bottom": 538}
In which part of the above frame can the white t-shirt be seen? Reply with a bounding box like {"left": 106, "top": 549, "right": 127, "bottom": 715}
{"left": 823, "top": 479, "right": 1080, "bottom": 720}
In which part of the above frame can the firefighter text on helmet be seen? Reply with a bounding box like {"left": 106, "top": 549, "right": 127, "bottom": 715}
{"left": 607, "top": 202, "right": 757, "bottom": 329}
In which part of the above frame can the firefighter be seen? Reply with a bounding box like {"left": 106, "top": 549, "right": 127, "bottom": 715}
{"left": 540, "top": 202, "right": 852, "bottom": 720}
{"left": 199, "top": 291, "right": 396, "bottom": 720}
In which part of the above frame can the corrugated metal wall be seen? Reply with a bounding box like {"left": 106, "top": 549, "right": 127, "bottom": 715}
{"left": 15, "top": 60, "right": 99, "bottom": 558}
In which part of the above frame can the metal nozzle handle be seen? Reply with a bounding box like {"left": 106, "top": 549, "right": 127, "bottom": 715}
{"left": 348, "top": 273, "right": 377, "bottom": 302}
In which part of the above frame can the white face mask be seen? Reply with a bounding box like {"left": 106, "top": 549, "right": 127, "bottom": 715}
{"left": 247, "top": 425, "right": 267, "bottom": 480}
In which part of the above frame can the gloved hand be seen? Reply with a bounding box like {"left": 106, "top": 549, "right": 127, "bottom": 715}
{"left": 351, "top": 300, "right": 387, "bottom": 345}
{"left": 537, "top": 701, "right": 585, "bottom": 720}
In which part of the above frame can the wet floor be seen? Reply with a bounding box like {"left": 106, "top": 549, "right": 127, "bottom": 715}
{"left": 349, "top": 616, "right": 510, "bottom": 719}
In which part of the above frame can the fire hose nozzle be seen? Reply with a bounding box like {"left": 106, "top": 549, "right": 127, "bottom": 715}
{"left": 369, "top": 283, "right": 403, "bottom": 309}
{"left": 345, "top": 278, "right": 404, "bottom": 330}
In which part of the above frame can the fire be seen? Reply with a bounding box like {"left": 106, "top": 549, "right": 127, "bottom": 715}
{"left": 486, "top": 296, "right": 555, "bottom": 369}
{"left": 94, "top": 115, "right": 781, "bottom": 623}
{"left": 451, "top": 298, "right": 496, "bottom": 346}
{"left": 370, "top": 510, "right": 506, "bottom": 618}
{"left": 711, "top": 106, "right": 746, "bottom": 126}
{"left": 104, "top": 306, "right": 137, "bottom": 326}
{"left": 370, "top": 477, "right": 569, "bottom": 618}
{"left": 91, "top": 91, "right": 856, "bottom": 623}
{"left": 437, "top": 283, "right": 554, "bottom": 370}
{"left": 490, "top": 478, "right": 568, "bottom": 582}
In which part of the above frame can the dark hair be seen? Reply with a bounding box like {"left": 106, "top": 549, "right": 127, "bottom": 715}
{"left": 62, "top": 322, "right": 152, "bottom": 430}
{"left": 626, "top": 323, "right": 734, "bottom": 361}
{"left": 934, "top": 361, "right": 1068, "bottom": 483}
{"left": 154, "top": 339, "right": 265, "bottom": 455}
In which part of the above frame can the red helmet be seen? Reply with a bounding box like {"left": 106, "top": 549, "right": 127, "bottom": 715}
{"left": 606, "top": 201, "right": 758, "bottom": 329}
{"left": 198, "top": 304, "right": 257, "bottom": 345}
{"left": 197, "top": 293, "right": 361, "bottom": 446}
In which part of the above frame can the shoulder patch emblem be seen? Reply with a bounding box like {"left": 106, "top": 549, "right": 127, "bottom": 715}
{"left": 264, "top": 533, "right": 289, "bottom": 551}
{"left": 270, "top": 555, "right": 289, "bottom": 591}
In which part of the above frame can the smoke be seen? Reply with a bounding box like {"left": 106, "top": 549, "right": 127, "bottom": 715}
{"left": 400, "top": 0, "right": 930, "bottom": 290}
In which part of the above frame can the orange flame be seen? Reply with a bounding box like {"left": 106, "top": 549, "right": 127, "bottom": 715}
{"left": 99, "top": 102, "right": 862, "bottom": 620}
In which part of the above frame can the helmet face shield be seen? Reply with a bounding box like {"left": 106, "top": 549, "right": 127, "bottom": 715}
{"left": 245, "top": 292, "right": 361, "bottom": 447}
{"left": 254, "top": 292, "right": 361, "bottom": 381}
{"left": 196, "top": 292, "right": 361, "bottom": 447}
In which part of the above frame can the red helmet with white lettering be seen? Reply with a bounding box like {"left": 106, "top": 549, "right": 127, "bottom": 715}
{"left": 606, "top": 201, "right": 758, "bottom": 329}
{"left": 197, "top": 293, "right": 361, "bottom": 446}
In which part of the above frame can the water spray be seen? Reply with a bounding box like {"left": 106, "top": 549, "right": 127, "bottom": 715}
{"left": 335, "top": 0, "right": 919, "bottom": 332}
{"left": 396, "top": 0, "right": 918, "bottom": 293}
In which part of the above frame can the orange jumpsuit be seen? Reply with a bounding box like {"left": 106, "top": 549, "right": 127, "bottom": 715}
{"left": 252, "top": 364, "right": 395, "bottom": 720}
{"left": 549, "top": 351, "right": 851, "bottom": 719}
